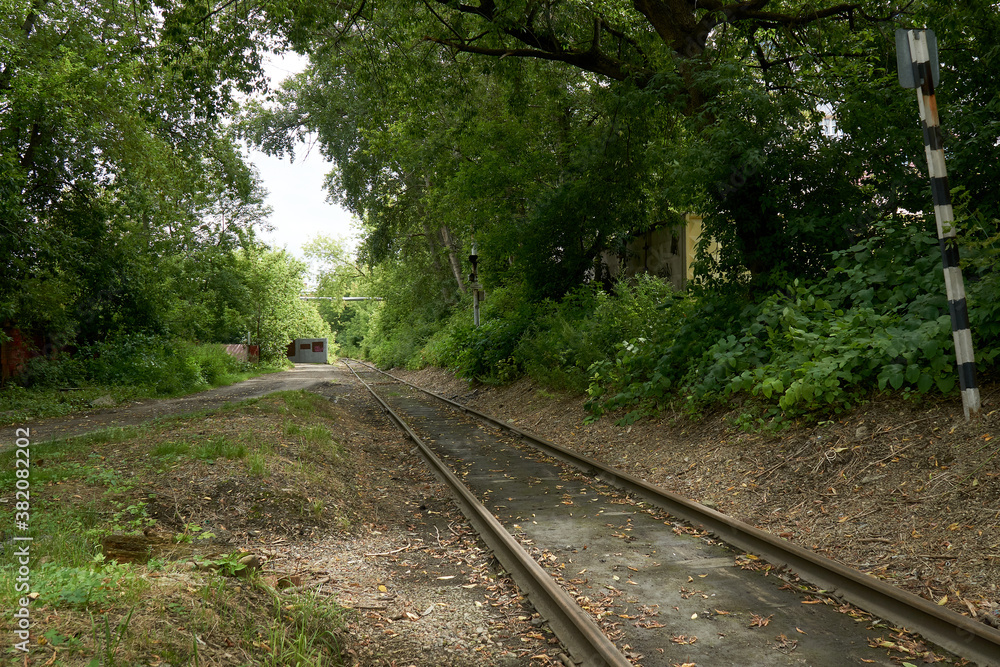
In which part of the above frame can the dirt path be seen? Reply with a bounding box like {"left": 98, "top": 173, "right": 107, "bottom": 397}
{"left": 0, "top": 363, "right": 340, "bottom": 447}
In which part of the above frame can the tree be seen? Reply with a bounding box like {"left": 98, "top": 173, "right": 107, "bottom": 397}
{"left": 238, "top": 246, "right": 332, "bottom": 361}
{"left": 245, "top": 17, "right": 674, "bottom": 301}
{"left": 256, "top": 0, "right": 1000, "bottom": 294}
{"left": 0, "top": 0, "right": 274, "bottom": 343}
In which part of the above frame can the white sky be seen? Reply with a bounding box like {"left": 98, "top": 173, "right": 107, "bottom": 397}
{"left": 247, "top": 52, "right": 358, "bottom": 265}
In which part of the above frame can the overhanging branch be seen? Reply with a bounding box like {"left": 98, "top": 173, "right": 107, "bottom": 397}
{"left": 424, "top": 36, "right": 652, "bottom": 84}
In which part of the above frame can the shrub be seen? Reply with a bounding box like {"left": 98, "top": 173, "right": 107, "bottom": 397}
{"left": 443, "top": 285, "right": 537, "bottom": 383}
{"left": 519, "top": 278, "right": 681, "bottom": 391}
{"left": 588, "top": 217, "right": 991, "bottom": 420}
{"left": 410, "top": 278, "right": 685, "bottom": 389}
{"left": 189, "top": 344, "right": 249, "bottom": 386}
{"left": 11, "top": 336, "right": 255, "bottom": 396}
{"left": 17, "top": 355, "right": 86, "bottom": 388}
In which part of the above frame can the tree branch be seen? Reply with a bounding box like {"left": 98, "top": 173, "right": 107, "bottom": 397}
{"left": 194, "top": 0, "right": 243, "bottom": 27}
{"left": 324, "top": 0, "right": 369, "bottom": 46}
{"left": 729, "top": 2, "right": 862, "bottom": 27}
{"left": 599, "top": 19, "right": 650, "bottom": 69}
{"left": 424, "top": 36, "right": 652, "bottom": 84}
{"left": 446, "top": 0, "right": 496, "bottom": 22}
{"left": 422, "top": 0, "right": 464, "bottom": 43}
{"left": 419, "top": 0, "right": 883, "bottom": 98}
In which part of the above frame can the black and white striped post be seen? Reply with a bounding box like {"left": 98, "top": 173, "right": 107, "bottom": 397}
{"left": 896, "top": 28, "right": 980, "bottom": 419}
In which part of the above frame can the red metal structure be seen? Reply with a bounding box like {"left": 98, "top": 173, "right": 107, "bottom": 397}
{"left": 1, "top": 328, "right": 44, "bottom": 382}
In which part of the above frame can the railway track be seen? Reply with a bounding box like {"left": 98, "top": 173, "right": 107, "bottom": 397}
{"left": 342, "top": 359, "right": 1000, "bottom": 666}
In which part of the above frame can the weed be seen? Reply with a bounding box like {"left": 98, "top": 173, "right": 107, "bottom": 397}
{"left": 153, "top": 440, "right": 191, "bottom": 458}
{"left": 303, "top": 425, "right": 332, "bottom": 445}
{"left": 728, "top": 407, "right": 767, "bottom": 433}
{"left": 195, "top": 435, "right": 248, "bottom": 461}
{"left": 175, "top": 523, "right": 216, "bottom": 543}
{"left": 262, "top": 590, "right": 347, "bottom": 667}
{"left": 42, "top": 628, "right": 87, "bottom": 655}
{"left": 31, "top": 555, "right": 144, "bottom": 610}
{"left": 192, "top": 631, "right": 202, "bottom": 667}
{"left": 90, "top": 607, "right": 135, "bottom": 667}
{"left": 193, "top": 552, "right": 255, "bottom": 578}
{"left": 248, "top": 451, "right": 268, "bottom": 476}
{"left": 276, "top": 390, "right": 324, "bottom": 415}
{"left": 74, "top": 425, "right": 147, "bottom": 447}
{"left": 35, "top": 564, "right": 114, "bottom": 608}
{"left": 308, "top": 498, "right": 324, "bottom": 520}
{"left": 84, "top": 460, "right": 123, "bottom": 487}
{"left": 108, "top": 499, "right": 155, "bottom": 534}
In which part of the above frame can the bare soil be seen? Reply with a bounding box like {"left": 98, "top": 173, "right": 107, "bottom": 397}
{"left": 395, "top": 367, "right": 1000, "bottom": 632}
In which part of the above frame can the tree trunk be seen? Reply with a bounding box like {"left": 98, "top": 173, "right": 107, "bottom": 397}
{"left": 439, "top": 225, "right": 467, "bottom": 295}
{"left": 423, "top": 220, "right": 452, "bottom": 301}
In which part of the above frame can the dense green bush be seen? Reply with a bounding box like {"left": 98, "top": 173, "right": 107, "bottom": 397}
{"left": 589, "top": 218, "right": 999, "bottom": 420}
{"left": 419, "top": 285, "right": 536, "bottom": 381}
{"left": 962, "top": 205, "right": 1000, "bottom": 365}
{"left": 517, "top": 277, "right": 678, "bottom": 390}
{"left": 80, "top": 335, "right": 206, "bottom": 394}
{"left": 189, "top": 344, "right": 244, "bottom": 386}
{"left": 352, "top": 215, "right": 1000, "bottom": 424}
{"left": 412, "top": 279, "right": 680, "bottom": 389}
{"left": 18, "top": 355, "right": 86, "bottom": 388}
{"left": 14, "top": 337, "right": 259, "bottom": 396}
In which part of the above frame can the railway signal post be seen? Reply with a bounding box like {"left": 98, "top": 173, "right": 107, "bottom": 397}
{"left": 469, "top": 242, "right": 482, "bottom": 328}
{"left": 896, "top": 28, "right": 980, "bottom": 420}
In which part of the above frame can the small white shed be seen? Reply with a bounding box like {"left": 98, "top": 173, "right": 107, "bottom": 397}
{"left": 287, "top": 338, "right": 329, "bottom": 364}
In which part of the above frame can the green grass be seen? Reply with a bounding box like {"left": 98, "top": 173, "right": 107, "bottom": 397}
{"left": 308, "top": 498, "right": 325, "bottom": 520}
{"left": 282, "top": 418, "right": 341, "bottom": 457}
{"left": 247, "top": 451, "right": 268, "bottom": 476}
{"left": 0, "top": 427, "right": 146, "bottom": 492}
{"left": 91, "top": 606, "right": 138, "bottom": 667}
{"left": 0, "top": 455, "right": 146, "bottom": 618}
{"left": 0, "top": 425, "right": 160, "bottom": 615}
{"left": 195, "top": 435, "right": 248, "bottom": 461}
{"left": 302, "top": 425, "right": 332, "bottom": 445}
{"left": 263, "top": 591, "right": 347, "bottom": 667}
{"left": 153, "top": 440, "right": 191, "bottom": 458}
{"left": 273, "top": 390, "right": 328, "bottom": 415}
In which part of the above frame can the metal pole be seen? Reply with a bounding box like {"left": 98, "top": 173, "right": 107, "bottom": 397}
{"left": 907, "top": 30, "right": 980, "bottom": 419}
{"left": 469, "top": 241, "right": 481, "bottom": 328}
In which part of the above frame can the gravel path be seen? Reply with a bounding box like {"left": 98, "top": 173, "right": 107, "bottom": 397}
{"left": 0, "top": 364, "right": 340, "bottom": 447}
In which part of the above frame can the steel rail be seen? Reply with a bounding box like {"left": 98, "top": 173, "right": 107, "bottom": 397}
{"left": 350, "top": 359, "right": 1000, "bottom": 667}
{"left": 342, "top": 360, "right": 633, "bottom": 667}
